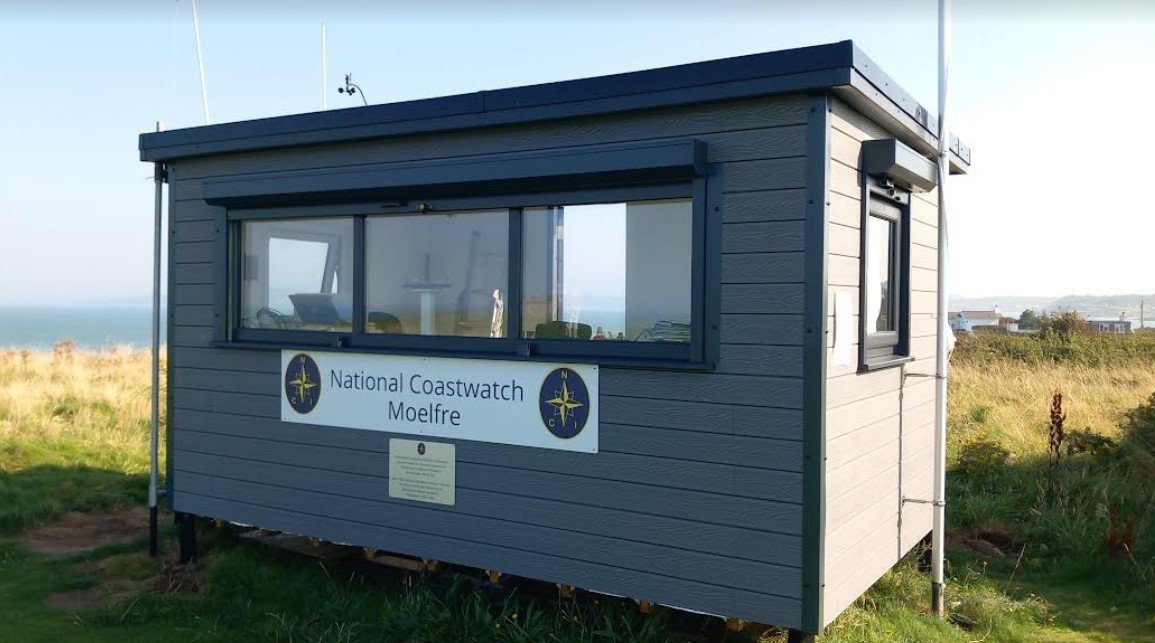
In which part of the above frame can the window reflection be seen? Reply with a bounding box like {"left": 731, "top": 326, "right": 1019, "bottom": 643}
{"left": 365, "top": 210, "right": 509, "bottom": 337}
{"left": 866, "top": 214, "right": 896, "bottom": 334}
{"left": 522, "top": 199, "right": 692, "bottom": 343}
{"left": 240, "top": 218, "right": 355, "bottom": 331}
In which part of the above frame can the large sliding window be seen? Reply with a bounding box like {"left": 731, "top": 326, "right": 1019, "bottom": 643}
{"left": 214, "top": 139, "right": 714, "bottom": 367}
{"left": 228, "top": 193, "right": 705, "bottom": 366}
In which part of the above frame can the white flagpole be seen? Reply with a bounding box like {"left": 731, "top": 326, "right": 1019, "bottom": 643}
{"left": 149, "top": 121, "right": 165, "bottom": 558}
{"left": 191, "top": 0, "right": 211, "bottom": 125}
{"left": 932, "top": 0, "right": 952, "bottom": 618}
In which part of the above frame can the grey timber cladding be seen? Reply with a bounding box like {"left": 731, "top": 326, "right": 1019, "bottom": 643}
{"left": 820, "top": 98, "right": 939, "bottom": 628}
{"left": 168, "top": 95, "right": 812, "bottom": 628}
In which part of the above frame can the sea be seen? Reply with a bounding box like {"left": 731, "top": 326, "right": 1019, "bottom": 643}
{"left": 0, "top": 307, "right": 164, "bottom": 351}
{"left": 0, "top": 306, "right": 659, "bottom": 350}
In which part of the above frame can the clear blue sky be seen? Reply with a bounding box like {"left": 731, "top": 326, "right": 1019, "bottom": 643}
{"left": 1, "top": 0, "right": 1152, "bottom": 305}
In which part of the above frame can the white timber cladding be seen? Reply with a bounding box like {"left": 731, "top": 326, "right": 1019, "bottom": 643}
{"left": 166, "top": 95, "right": 814, "bottom": 629}
{"left": 821, "top": 98, "right": 941, "bottom": 627}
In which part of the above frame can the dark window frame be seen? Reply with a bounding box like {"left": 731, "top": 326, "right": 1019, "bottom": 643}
{"left": 858, "top": 177, "right": 912, "bottom": 372}
{"left": 211, "top": 146, "right": 720, "bottom": 370}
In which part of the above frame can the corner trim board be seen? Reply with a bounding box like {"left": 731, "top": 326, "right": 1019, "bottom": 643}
{"left": 800, "top": 92, "right": 831, "bottom": 634}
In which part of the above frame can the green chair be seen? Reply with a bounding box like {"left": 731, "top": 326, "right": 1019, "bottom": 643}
{"left": 368, "top": 312, "right": 404, "bottom": 334}
{"left": 534, "top": 321, "right": 592, "bottom": 340}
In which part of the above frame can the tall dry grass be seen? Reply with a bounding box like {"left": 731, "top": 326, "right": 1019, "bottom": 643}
{"left": 0, "top": 343, "right": 165, "bottom": 531}
{"left": 0, "top": 344, "right": 162, "bottom": 464}
{"left": 947, "top": 360, "right": 1155, "bottom": 457}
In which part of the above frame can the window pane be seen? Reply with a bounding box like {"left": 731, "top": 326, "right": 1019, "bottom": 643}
{"left": 866, "top": 215, "right": 896, "bottom": 333}
{"left": 366, "top": 210, "right": 509, "bottom": 337}
{"left": 241, "top": 218, "right": 355, "bottom": 331}
{"left": 522, "top": 199, "right": 692, "bottom": 343}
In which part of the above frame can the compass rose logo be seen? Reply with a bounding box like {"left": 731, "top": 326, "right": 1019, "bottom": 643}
{"left": 284, "top": 353, "right": 321, "bottom": 414}
{"left": 538, "top": 367, "right": 590, "bottom": 439}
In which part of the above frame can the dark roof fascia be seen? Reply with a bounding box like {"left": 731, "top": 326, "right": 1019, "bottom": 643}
{"left": 854, "top": 44, "right": 970, "bottom": 170}
{"left": 140, "top": 39, "right": 971, "bottom": 172}
{"left": 835, "top": 69, "right": 969, "bottom": 175}
{"left": 141, "top": 67, "right": 852, "bottom": 161}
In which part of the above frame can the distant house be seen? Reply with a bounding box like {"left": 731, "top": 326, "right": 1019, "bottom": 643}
{"left": 1086, "top": 319, "right": 1132, "bottom": 334}
{"left": 950, "top": 307, "right": 1008, "bottom": 333}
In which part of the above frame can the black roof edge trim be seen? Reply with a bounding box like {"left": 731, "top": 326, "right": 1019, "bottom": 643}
{"left": 142, "top": 40, "right": 854, "bottom": 153}
{"left": 141, "top": 67, "right": 850, "bottom": 162}
{"left": 834, "top": 75, "right": 969, "bottom": 175}
{"left": 850, "top": 44, "right": 972, "bottom": 167}
{"left": 140, "top": 39, "right": 971, "bottom": 169}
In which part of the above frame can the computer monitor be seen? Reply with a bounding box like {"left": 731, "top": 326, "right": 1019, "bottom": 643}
{"left": 289, "top": 293, "right": 343, "bottom": 326}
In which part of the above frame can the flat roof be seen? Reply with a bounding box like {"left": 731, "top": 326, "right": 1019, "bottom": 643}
{"left": 139, "top": 40, "right": 970, "bottom": 172}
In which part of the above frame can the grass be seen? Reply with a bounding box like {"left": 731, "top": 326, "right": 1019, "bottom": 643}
{"left": 0, "top": 338, "right": 1152, "bottom": 641}
{"left": 0, "top": 344, "right": 156, "bottom": 534}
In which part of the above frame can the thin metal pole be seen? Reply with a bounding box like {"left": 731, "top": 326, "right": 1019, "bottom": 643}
{"left": 149, "top": 122, "right": 165, "bottom": 558}
{"left": 932, "top": 0, "right": 952, "bottom": 618}
{"left": 322, "top": 22, "right": 328, "bottom": 110}
{"left": 191, "top": 0, "right": 211, "bottom": 125}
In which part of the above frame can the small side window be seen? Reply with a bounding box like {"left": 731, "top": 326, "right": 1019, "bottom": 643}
{"left": 860, "top": 184, "right": 910, "bottom": 370}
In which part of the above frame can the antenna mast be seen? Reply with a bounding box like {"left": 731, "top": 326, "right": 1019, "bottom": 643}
{"left": 321, "top": 22, "right": 328, "bottom": 110}
{"left": 190, "top": 0, "right": 211, "bottom": 124}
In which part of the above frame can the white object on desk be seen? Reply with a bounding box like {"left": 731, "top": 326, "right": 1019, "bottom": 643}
{"left": 402, "top": 281, "right": 452, "bottom": 335}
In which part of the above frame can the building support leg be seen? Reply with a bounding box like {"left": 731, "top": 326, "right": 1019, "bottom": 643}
{"left": 177, "top": 513, "right": 197, "bottom": 564}
{"left": 787, "top": 630, "right": 816, "bottom": 643}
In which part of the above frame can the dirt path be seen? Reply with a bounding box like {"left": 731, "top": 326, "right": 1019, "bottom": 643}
{"left": 21, "top": 506, "right": 151, "bottom": 556}
{"left": 16, "top": 507, "right": 204, "bottom": 612}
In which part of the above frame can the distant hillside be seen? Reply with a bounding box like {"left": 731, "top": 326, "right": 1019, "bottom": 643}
{"left": 1047, "top": 294, "right": 1155, "bottom": 322}
{"left": 948, "top": 296, "right": 1056, "bottom": 316}
{"left": 950, "top": 293, "right": 1155, "bottom": 325}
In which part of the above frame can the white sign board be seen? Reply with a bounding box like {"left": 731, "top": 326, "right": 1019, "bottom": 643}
{"left": 281, "top": 350, "right": 598, "bottom": 453}
{"left": 389, "top": 439, "right": 455, "bottom": 506}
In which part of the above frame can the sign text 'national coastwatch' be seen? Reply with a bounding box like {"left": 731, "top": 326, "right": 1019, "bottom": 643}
{"left": 281, "top": 350, "right": 598, "bottom": 453}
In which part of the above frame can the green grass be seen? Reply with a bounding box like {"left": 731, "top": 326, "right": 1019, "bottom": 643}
{"left": 0, "top": 341, "right": 1153, "bottom": 642}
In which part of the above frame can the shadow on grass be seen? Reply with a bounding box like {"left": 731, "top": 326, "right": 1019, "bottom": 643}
{"left": 76, "top": 529, "right": 751, "bottom": 643}
{"left": 0, "top": 463, "right": 150, "bottom": 536}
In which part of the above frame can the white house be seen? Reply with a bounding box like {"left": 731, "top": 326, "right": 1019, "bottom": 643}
{"left": 949, "top": 307, "right": 1004, "bottom": 333}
